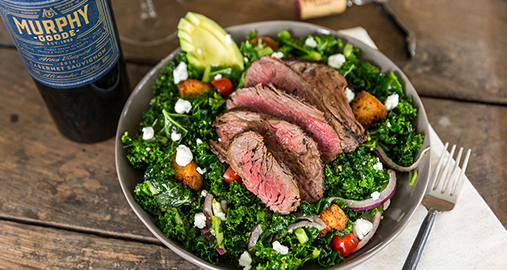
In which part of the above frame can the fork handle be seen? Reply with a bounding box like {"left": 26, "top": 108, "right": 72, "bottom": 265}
{"left": 402, "top": 209, "right": 438, "bottom": 270}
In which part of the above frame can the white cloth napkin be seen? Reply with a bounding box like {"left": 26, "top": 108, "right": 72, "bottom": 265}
{"left": 339, "top": 27, "right": 507, "bottom": 269}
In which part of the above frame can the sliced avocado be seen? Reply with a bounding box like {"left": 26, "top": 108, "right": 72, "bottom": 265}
{"left": 178, "top": 12, "right": 244, "bottom": 71}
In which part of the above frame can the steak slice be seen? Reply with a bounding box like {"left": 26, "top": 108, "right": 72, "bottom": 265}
{"left": 244, "top": 56, "right": 365, "bottom": 153}
{"left": 214, "top": 110, "right": 324, "bottom": 202}
{"left": 226, "top": 84, "right": 341, "bottom": 163}
{"left": 227, "top": 131, "right": 300, "bottom": 214}
{"left": 285, "top": 59, "right": 365, "bottom": 151}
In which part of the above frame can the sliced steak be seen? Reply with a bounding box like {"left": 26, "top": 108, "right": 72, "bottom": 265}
{"left": 214, "top": 110, "right": 324, "bottom": 202}
{"left": 285, "top": 59, "right": 365, "bottom": 151}
{"left": 226, "top": 84, "right": 341, "bottom": 163}
{"left": 227, "top": 131, "right": 300, "bottom": 214}
{"left": 244, "top": 56, "right": 365, "bottom": 153}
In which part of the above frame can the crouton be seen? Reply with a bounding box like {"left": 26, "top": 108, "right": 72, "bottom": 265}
{"left": 249, "top": 36, "right": 279, "bottom": 51}
{"left": 172, "top": 154, "right": 203, "bottom": 191}
{"left": 177, "top": 79, "right": 212, "bottom": 97}
{"left": 350, "top": 91, "right": 387, "bottom": 129}
{"left": 318, "top": 204, "right": 348, "bottom": 236}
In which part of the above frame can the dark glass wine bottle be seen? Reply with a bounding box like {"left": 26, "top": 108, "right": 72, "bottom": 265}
{"left": 0, "top": 0, "right": 131, "bottom": 143}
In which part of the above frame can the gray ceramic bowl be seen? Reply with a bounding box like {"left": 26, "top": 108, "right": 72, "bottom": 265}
{"left": 115, "top": 21, "right": 431, "bottom": 270}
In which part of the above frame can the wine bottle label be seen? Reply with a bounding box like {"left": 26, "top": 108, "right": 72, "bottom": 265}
{"left": 0, "top": 0, "right": 120, "bottom": 88}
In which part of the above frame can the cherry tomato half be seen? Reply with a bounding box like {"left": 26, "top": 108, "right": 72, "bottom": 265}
{"left": 223, "top": 166, "right": 242, "bottom": 184}
{"left": 331, "top": 233, "right": 359, "bottom": 257}
{"left": 212, "top": 78, "right": 234, "bottom": 97}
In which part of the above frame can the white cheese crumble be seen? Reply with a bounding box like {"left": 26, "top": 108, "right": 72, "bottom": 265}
{"left": 194, "top": 212, "right": 207, "bottom": 229}
{"left": 272, "top": 241, "right": 289, "bottom": 255}
{"left": 383, "top": 199, "right": 391, "bottom": 210}
{"left": 197, "top": 167, "right": 207, "bottom": 175}
{"left": 387, "top": 121, "right": 391, "bottom": 128}
{"left": 328, "top": 53, "right": 346, "bottom": 69}
{"left": 371, "top": 191, "right": 381, "bottom": 200}
{"left": 142, "top": 127, "right": 154, "bottom": 140}
{"left": 244, "top": 56, "right": 249, "bottom": 63}
{"left": 271, "top": 51, "right": 284, "bottom": 58}
{"left": 304, "top": 36, "right": 317, "bottom": 48}
{"left": 239, "top": 251, "right": 252, "bottom": 270}
{"left": 214, "top": 74, "right": 223, "bottom": 80}
{"left": 196, "top": 138, "right": 203, "bottom": 144}
{"left": 173, "top": 62, "right": 188, "bottom": 84}
{"left": 353, "top": 218, "right": 373, "bottom": 240}
{"left": 201, "top": 189, "right": 208, "bottom": 197}
{"left": 225, "top": 34, "right": 233, "bottom": 44}
{"left": 196, "top": 48, "right": 202, "bottom": 55}
{"left": 384, "top": 94, "right": 400, "bottom": 111}
{"left": 373, "top": 161, "right": 383, "bottom": 171}
{"left": 174, "top": 98, "right": 192, "bottom": 114}
{"left": 171, "top": 130, "right": 182, "bottom": 141}
{"left": 175, "top": 144, "right": 193, "bottom": 166}
{"left": 344, "top": 87, "right": 355, "bottom": 103}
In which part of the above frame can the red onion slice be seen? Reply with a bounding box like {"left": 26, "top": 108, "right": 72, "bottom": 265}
{"left": 201, "top": 226, "right": 211, "bottom": 239}
{"left": 295, "top": 214, "right": 327, "bottom": 231}
{"left": 216, "top": 247, "right": 227, "bottom": 255}
{"left": 203, "top": 192, "right": 214, "bottom": 217}
{"left": 287, "top": 220, "right": 326, "bottom": 232}
{"left": 328, "top": 169, "right": 397, "bottom": 211}
{"left": 247, "top": 223, "right": 263, "bottom": 250}
{"left": 375, "top": 145, "right": 430, "bottom": 172}
{"left": 353, "top": 211, "right": 382, "bottom": 253}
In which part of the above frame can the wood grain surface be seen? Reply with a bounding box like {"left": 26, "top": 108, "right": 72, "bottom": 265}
{"left": 0, "top": 0, "right": 505, "bottom": 268}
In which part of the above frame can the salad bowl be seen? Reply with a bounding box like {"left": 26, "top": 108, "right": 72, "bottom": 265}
{"left": 115, "top": 20, "right": 431, "bottom": 269}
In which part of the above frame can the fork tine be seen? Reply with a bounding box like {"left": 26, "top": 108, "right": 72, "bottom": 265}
{"left": 442, "top": 146, "right": 464, "bottom": 194}
{"left": 430, "top": 142, "right": 449, "bottom": 190}
{"left": 450, "top": 148, "right": 472, "bottom": 196}
{"left": 433, "top": 144, "right": 456, "bottom": 191}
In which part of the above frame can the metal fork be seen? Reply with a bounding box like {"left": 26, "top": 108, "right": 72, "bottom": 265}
{"left": 402, "top": 143, "right": 472, "bottom": 270}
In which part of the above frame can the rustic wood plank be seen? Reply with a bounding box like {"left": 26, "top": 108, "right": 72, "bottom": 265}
{"left": 0, "top": 48, "right": 156, "bottom": 240}
{"left": 0, "top": 220, "right": 199, "bottom": 270}
{"left": 387, "top": 0, "right": 507, "bottom": 104}
{"left": 423, "top": 97, "right": 507, "bottom": 227}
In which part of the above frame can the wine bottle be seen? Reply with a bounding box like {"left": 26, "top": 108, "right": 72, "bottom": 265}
{"left": 0, "top": 0, "right": 131, "bottom": 143}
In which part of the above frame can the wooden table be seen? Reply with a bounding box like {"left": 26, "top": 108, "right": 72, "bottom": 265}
{"left": 1, "top": 0, "right": 506, "bottom": 268}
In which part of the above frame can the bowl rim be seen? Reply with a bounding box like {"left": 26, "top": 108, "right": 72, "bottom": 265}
{"left": 115, "top": 20, "right": 431, "bottom": 270}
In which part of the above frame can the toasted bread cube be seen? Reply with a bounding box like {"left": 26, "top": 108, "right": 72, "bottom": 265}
{"left": 249, "top": 36, "right": 279, "bottom": 51}
{"left": 350, "top": 91, "right": 387, "bottom": 129}
{"left": 318, "top": 204, "right": 348, "bottom": 236}
{"left": 172, "top": 154, "right": 203, "bottom": 191}
{"left": 177, "top": 79, "right": 212, "bottom": 97}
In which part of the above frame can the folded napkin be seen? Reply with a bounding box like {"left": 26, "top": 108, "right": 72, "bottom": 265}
{"left": 339, "top": 27, "right": 507, "bottom": 269}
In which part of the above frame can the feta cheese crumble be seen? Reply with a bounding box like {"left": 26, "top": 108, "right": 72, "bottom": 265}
{"left": 214, "top": 74, "right": 223, "bottom": 80}
{"left": 328, "top": 53, "right": 346, "bottom": 69}
{"left": 142, "top": 127, "right": 154, "bottom": 140}
{"left": 353, "top": 218, "right": 373, "bottom": 240}
{"left": 244, "top": 57, "right": 249, "bottom": 63}
{"left": 371, "top": 191, "right": 381, "bottom": 200}
{"left": 174, "top": 98, "right": 192, "bottom": 114}
{"left": 194, "top": 212, "right": 207, "bottom": 229}
{"left": 225, "top": 34, "right": 233, "bottom": 44}
{"left": 344, "top": 87, "right": 355, "bottom": 103}
{"left": 304, "top": 36, "right": 317, "bottom": 48}
{"left": 272, "top": 241, "right": 289, "bottom": 255}
{"left": 384, "top": 94, "right": 399, "bottom": 111}
{"left": 171, "top": 130, "right": 182, "bottom": 141}
{"left": 173, "top": 62, "right": 188, "bottom": 84}
{"left": 197, "top": 167, "right": 207, "bottom": 175}
{"left": 239, "top": 251, "right": 252, "bottom": 270}
{"left": 196, "top": 138, "right": 203, "bottom": 144}
{"left": 175, "top": 144, "right": 193, "bottom": 166}
{"left": 373, "top": 161, "right": 383, "bottom": 171}
{"left": 271, "top": 51, "right": 284, "bottom": 59}
{"left": 201, "top": 189, "right": 208, "bottom": 197}
{"left": 387, "top": 121, "right": 391, "bottom": 128}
